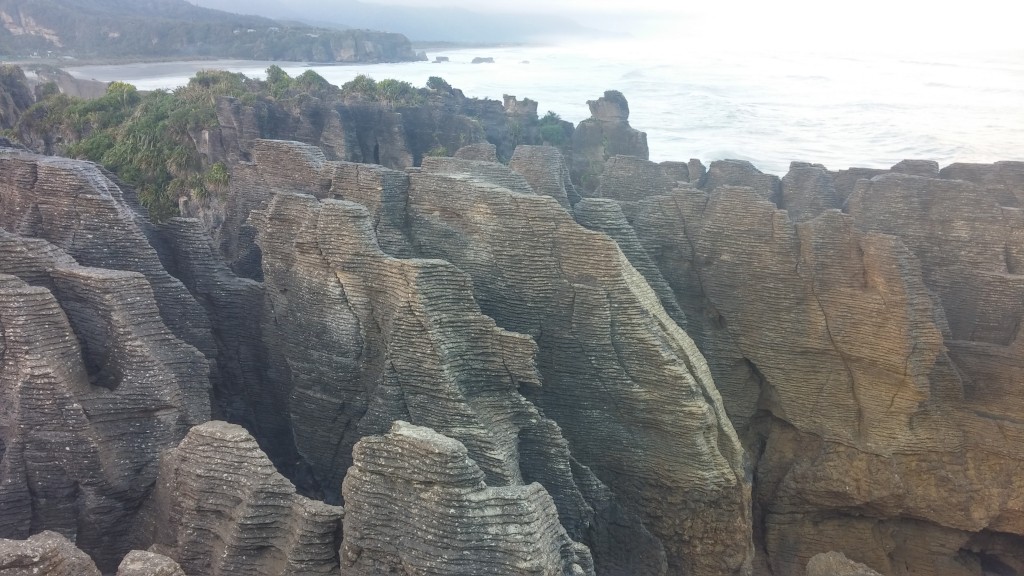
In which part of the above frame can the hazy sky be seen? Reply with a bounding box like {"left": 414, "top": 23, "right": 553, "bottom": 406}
{"left": 198, "top": 0, "right": 1023, "bottom": 52}
{"left": 360, "top": 0, "right": 1024, "bottom": 50}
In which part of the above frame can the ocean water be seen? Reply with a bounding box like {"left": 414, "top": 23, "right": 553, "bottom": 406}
{"left": 66, "top": 38, "right": 1024, "bottom": 175}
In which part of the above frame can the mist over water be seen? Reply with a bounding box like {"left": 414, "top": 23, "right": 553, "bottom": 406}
{"left": 68, "top": 35, "right": 1024, "bottom": 174}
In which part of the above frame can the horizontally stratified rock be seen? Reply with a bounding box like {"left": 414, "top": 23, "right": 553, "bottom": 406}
{"left": 509, "top": 145, "right": 577, "bottom": 207}
{"left": 453, "top": 142, "right": 498, "bottom": 162}
{"left": 573, "top": 197, "right": 687, "bottom": 329}
{"left": 571, "top": 91, "right": 649, "bottom": 192}
{"left": 249, "top": 189, "right": 664, "bottom": 572}
{"left": 215, "top": 139, "right": 413, "bottom": 276}
{"left": 700, "top": 158, "right": 781, "bottom": 200}
{"left": 421, "top": 155, "right": 534, "bottom": 195}
{"left": 0, "top": 531, "right": 101, "bottom": 576}
{"left": 155, "top": 217, "right": 307, "bottom": 485}
{"left": 341, "top": 421, "right": 593, "bottom": 576}
{"left": 890, "top": 159, "right": 939, "bottom": 178}
{"left": 0, "top": 150, "right": 217, "bottom": 366}
{"left": 407, "top": 158, "right": 752, "bottom": 575}
{"left": 846, "top": 172, "right": 1024, "bottom": 346}
{"left": 939, "top": 160, "right": 1024, "bottom": 207}
{"left": 600, "top": 159, "right": 1024, "bottom": 574}
{"left": 779, "top": 161, "right": 840, "bottom": 222}
{"left": 593, "top": 155, "right": 674, "bottom": 202}
{"left": 136, "top": 421, "right": 342, "bottom": 576}
{"left": 115, "top": 551, "right": 186, "bottom": 576}
{"left": 0, "top": 255, "right": 208, "bottom": 570}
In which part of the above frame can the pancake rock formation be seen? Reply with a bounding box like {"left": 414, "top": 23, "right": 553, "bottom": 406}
{"left": 135, "top": 421, "right": 343, "bottom": 576}
{"left": 0, "top": 87, "right": 1022, "bottom": 576}
{"left": 342, "top": 421, "right": 592, "bottom": 576}
{"left": 579, "top": 153, "right": 1024, "bottom": 575}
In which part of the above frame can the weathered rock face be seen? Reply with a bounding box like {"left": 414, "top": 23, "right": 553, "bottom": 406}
{"left": 247, "top": 179, "right": 664, "bottom": 573}
{"left": 0, "top": 150, "right": 217, "bottom": 365}
{"left": 571, "top": 91, "right": 649, "bottom": 192}
{"left": 0, "top": 239, "right": 208, "bottom": 570}
{"left": 115, "top": 551, "right": 186, "bottom": 576}
{"left": 342, "top": 421, "right": 592, "bottom": 576}
{"left": 586, "top": 156, "right": 1024, "bottom": 575}
{"left": 407, "top": 157, "right": 753, "bottom": 575}
{"left": 453, "top": 141, "right": 499, "bottom": 162}
{"left": 509, "top": 144, "right": 578, "bottom": 207}
{"left": 805, "top": 551, "right": 883, "bottom": 576}
{"left": 135, "top": 421, "right": 343, "bottom": 576}
{"left": 196, "top": 89, "right": 540, "bottom": 174}
{"left": 0, "top": 531, "right": 101, "bottom": 576}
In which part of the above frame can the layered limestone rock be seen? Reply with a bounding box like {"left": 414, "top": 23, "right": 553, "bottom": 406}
{"left": 154, "top": 217, "right": 309, "bottom": 485}
{"left": 420, "top": 155, "right": 535, "bottom": 195}
{"left": 0, "top": 150, "right": 217, "bottom": 365}
{"left": 197, "top": 88, "right": 536, "bottom": 173}
{"left": 588, "top": 157, "right": 1024, "bottom": 575}
{"left": 593, "top": 155, "right": 674, "bottom": 202}
{"left": 0, "top": 531, "right": 101, "bottom": 576}
{"left": 116, "top": 551, "right": 186, "bottom": 576}
{"left": 341, "top": 421, "right": 593, "bottom": 576}
{"left": 805, "top": 552, "right": 883, "bottom": 576}
{"left": 939, "top": 160, "right": 1024, "bottom": 207}
{"left": 509, "top": 145, "right": 578, "bottom": 207}
{"left": 571, "top": 91, "right": 649, "bottom": 192}
{"left": 700, "top": 158, "right": 782, "bottom": 200}
{"left": 214, "top": 139, "right": 413, "bottom": 276}
{"left": 249, "top": 189, "right": 664, "bottom": 572}
{"left": 0, "top": 264, "right": 207, "bottom": 570}
{"left": 453, "top": 142, "right": 498, "bottom": 162}
{"left": 136, "top": 421, "right": 343, "bottom": 576}
{"left": 407, "top": 158, "right": 753, "bottom": 575}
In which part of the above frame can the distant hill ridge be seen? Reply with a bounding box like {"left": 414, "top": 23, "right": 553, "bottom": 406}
{"left": 0, "top": 0, "right": 423, "bottom": 62}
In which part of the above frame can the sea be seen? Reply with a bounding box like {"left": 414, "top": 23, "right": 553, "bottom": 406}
{"left": 65, "top": 38, "right": 1024, "bottom": 175}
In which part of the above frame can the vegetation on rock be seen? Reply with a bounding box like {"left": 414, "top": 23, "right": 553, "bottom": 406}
{"left": 15, "top": 70, "right": 266, "bottom": 219}
{"left": 0, "top": 0, "right": 421, "bottom": 63}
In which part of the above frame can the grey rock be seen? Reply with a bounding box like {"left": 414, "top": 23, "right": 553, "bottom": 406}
{"left": 341, "top": 421, "right": 593, "bottom": 576}
{"left": 453, "top": 142, "right": 498, "bottom": 162}
{"left": 510, "top": 144, "right": 577, "bottom": 207}
{"left": 136, "top": 421, "right": 343, "bottom": 576}
{"left": 116, "top": 551, "right": 186, "bottom": 576}
{"left": 409, "top": 159, "right": 753, "bottom": 575}
{"left": 571, "top": 91, "right": 649, "bottom": 192}
{"left": 0, "top": 532, "right": 101, "bottom": 576}
{"left": 0, "top": 262, "right": 207, "bottom": 570}
{"left": 805, "top": 551, "right": 883, "bottom": 576}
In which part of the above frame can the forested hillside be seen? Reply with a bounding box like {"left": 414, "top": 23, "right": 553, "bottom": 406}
{"left": 0, "top": 0, "right": 421, "bottom": 62}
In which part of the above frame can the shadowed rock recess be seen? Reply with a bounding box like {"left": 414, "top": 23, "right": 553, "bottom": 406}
{"left": 0, "top": 89, "right": 1022, "bottom": 576}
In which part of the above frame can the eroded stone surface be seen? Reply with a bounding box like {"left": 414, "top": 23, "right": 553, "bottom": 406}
{"left": 116, "top": 550, "right": 186, "bottom": 576}
{"left": 136, "top": 421, "right": 343, "bottom": 576}
{"left": 249, "top": 190, "right": 663, "bottom": 572}
{"left": 0, "top": 531, "right": 100, "bottom": 576}
{"left": 571, "top": 91, "right": 649, "bottom": 192}
{"left": 408, "top": 159, "right": 753, "bottom": 575}
{"left": 0, "top": 261, "right": 207, "bottom": 570}
{"left": 341, "top": 421, "right": 593, "bottom": 576}
{"left": 591, "top": 159, "right": 1024, "bottom": 575}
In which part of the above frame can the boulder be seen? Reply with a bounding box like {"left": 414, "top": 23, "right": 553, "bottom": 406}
{"left": 115, "top": 551, "right": 186, "bottom": 576}
{"left": 0, "top": 532, "right": 100, "bottom": 576}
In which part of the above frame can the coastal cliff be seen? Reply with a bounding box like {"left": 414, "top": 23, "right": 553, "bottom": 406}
{"left": 0, "top": 85, "right": 1021, "bottom": 576}
{"left": 0, "top": 0, "right": 422, "bottom": 63}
